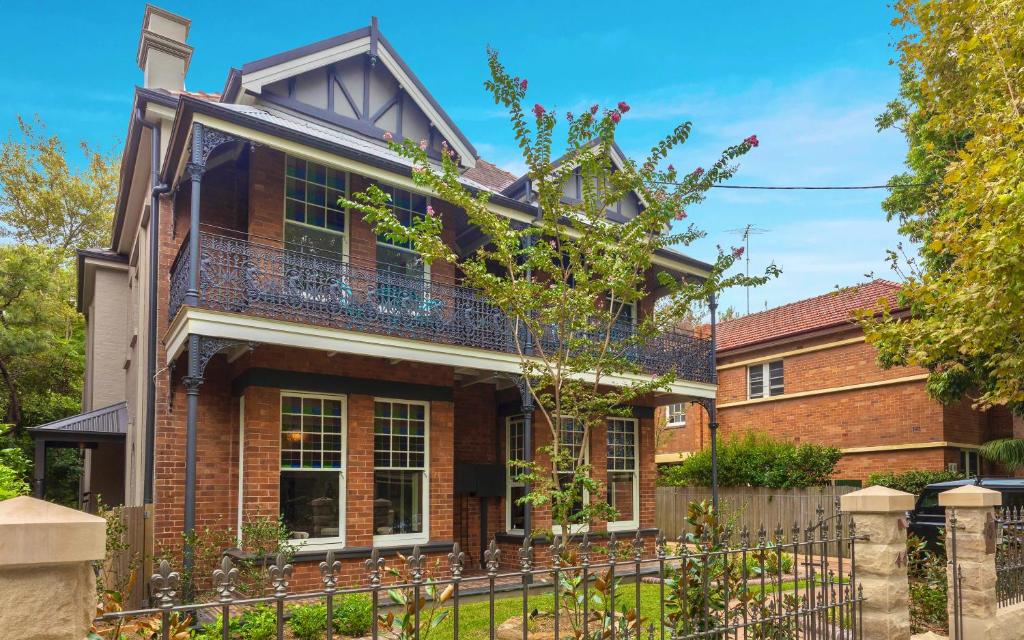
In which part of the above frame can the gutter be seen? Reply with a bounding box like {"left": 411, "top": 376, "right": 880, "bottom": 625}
{"left": 135, "top": 106, "right": 171, "bottom": 505}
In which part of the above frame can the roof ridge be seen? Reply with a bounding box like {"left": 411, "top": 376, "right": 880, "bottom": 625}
{"left": 719, "top": 278, "right": 900, "bottom": 326}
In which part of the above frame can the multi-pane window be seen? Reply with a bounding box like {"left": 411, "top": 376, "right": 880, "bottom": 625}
{"left": 748, "top": 360, "right": 784, "bottom": 399}
{"left": 373, "top": 400, "right": 428, "bottom": 541}
{"left": 375, "top": 184, "right": 428, "bottom": 279}
{"left": 607, "top": 418, "right": 638, "bottom": 529}
{"left": 555, "top": 418, "right": 588, "bottom": 528}
{"left": 667, "top": 403, "right": 687, "bottom": 427}
{"left": 279, "top": 394, "right": 345, "bottom": 542}
{"left": 960, "top": 449, "right": 981, "bottom": 477}
{"left": 506, "top": 416, "right": 527, "bottom": 533}
{"left": 284, "top": 156, "right": 347, "bottom": 259}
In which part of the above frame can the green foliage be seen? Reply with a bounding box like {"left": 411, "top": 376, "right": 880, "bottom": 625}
{"left": 379, "top": 553, "right": 453, "bottom": 640}
{"left": 907, "top": 534, "right": 948, "bottom": 634}
{"left": 333, "top": 594, "right": 373, "bottom": 636}
{"left": 657, "top": 432, "right": 841, "bottom": 489}
{"left": 980, "top": 438, "right": 1024, "bottom": 471}
{"left": 862, "top": 0, "right": 1024, "bottom": 411}
{"left": 867, "top": 469, "right": 964, "bottom": 495}
{"left": 0, "top": 425, "right": 29, "bottom": 500}
{"left": 343, "top": 50, "right": 777, "bottom": 539}
{"left": 287, "top": 596, "right": 373, "bottom": 640}
{"left": 193, "top": 605, "right": 276, "bottom": 640}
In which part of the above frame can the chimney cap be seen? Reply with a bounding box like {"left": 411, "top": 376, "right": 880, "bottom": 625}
{"left": 136, "top": 4, "right": 193, "bottom": 84}
{"left": 141, "top": 4, "right": 191, "bottom": 40}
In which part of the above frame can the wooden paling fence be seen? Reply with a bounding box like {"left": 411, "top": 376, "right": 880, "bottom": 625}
{"left": 656, "top": 485, "right": 859, "bottom": 539}
{"left": 100, "top": 504, "right": 152, "bottom": 608}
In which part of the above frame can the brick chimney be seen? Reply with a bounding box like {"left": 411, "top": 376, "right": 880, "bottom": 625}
{"left": 136, "top": 4, "right": 192, "bottom": 92}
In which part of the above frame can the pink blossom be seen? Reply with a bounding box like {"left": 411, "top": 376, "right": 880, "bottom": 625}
{"left": 566, "top": 111, "right": 574, "bottom": 122}
{"left": 610, "top": 110, "right": 621, "bottom": 123}
{"left": 667, "top": 164, "right": 675, "bottom": 172}
{"left": 732, "top": 246, "right": 745, "bottom": 258}
{"left": 412, "top": 166, "right": 424, "bottom": 175}
{"left": 590, "top": 104, "right": 599, "bottom": 115}
{"left": 617, "top": 101, "right": 630, "bottom": 113}
{"left": 383, "top": 131, "right": 393, "bottom": 141}
{"left": 419, "top": 140, "right": 428, "bottom": 151}
{"left": 520, "top": 78, "right": 528, "bottom": 91}
{"left": 693, "top": 167, "right": 704, "bottom": 176}
{"left": 744, "top": 134, "right": 759, "bottom": 147}
{"left": 426, "top": 205, "right": 436, "bottom": 217}
{"left": 442, "top": 140, "right": 449, "bottom": 150}
{"left": 674, "top": 210, "right": 687, "bottom": 221}
{"left": 533, "top": 103, "right": 546, "bottom": 118}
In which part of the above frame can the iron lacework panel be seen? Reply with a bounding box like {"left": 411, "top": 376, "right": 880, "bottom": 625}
{"left": 167, "top": 232, "right": 715, "bottom": 384}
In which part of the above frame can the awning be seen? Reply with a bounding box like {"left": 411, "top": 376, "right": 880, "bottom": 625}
{"left": 29, "top": 402, "right": 127, "bottom": 442}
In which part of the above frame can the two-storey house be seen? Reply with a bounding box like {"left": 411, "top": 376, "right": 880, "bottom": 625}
{"left": 657, "top": 280, "right": 1019, "bottom": 482}
{"left": 52, "top": 5, "right": 718, "bottom": 588}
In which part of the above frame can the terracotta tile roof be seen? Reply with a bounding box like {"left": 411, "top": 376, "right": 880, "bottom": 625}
{"left": 716, "top": 279, "right": 902, "bottom": 352}
{"left": 158, "top": 89, "right": 222, "bottom": 101}
{"left": 463, "top": 159, "right": 518, "bottom": 192}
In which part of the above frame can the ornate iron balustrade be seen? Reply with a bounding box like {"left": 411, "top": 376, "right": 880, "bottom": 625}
{"left": 167, "top": 232, "right": 715, "bottom": 383}
{"left": 168, "top": 236, "right": 191, "bottom": 322}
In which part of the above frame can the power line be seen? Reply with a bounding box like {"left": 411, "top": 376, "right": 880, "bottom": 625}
{"left": 654, "top": 181, "right": 932, "bottom": 190}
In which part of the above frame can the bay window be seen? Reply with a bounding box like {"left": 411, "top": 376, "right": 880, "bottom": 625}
{"left": 373, "top": 399, "right": 429, "bottom": 544}
{"left": 279, "top": 393, "right": 346, "bottom": 544}
{"left": 284, "top": 156, "right": 347, "bottom": 259}
{"left": 607, "top": 417, "right": 639, "bottom": 531}
{"left": 506, "top": 415, "right": 527, "bottom": 533}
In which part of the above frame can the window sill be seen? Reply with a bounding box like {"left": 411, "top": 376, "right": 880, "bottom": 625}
{"left": 373, "top": 532, "right": 429, "bottom": 547}
{"left": 607, "top": 521, "right": 640, "bottom": 533}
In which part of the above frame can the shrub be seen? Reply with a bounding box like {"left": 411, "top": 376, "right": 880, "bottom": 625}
{"left": 334, "top": 593, "right": 373, "bottom": 636}
{"left": 288, "top": 603, "right": 328, "bottom": 640}
{"left": 657, "top": 432, "right": 841, "bottom": 489}
{"left": 906, "top": 534, "right": 948, "bottom": 634}
{"left": 867, "top": 469, "right": 964, "bottom": 495}
{"left": 239, "top": 605, "right": 277, "bottom": 640}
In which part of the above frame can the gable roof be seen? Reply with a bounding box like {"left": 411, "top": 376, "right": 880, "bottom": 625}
{"left": 236, "top": 18, "right": 477, "bottom": 166}
{"left": 716, "top": 279, "right": 902, "bottom": 352}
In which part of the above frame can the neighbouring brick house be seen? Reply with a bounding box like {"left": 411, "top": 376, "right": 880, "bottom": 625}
{"left": 656, "top": 280, "right": 1020, "bottom": 482}
{"left": 59, "top": 6, "right": 718, "bottom": 589}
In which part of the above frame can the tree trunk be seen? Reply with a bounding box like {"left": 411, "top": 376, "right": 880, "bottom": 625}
{"left": 0, "top": 356, "right": 22, "bottom": 432}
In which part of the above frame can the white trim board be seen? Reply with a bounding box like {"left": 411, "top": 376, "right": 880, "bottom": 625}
{"left": 165, "top": 307, "right": 717, "bottom": 399}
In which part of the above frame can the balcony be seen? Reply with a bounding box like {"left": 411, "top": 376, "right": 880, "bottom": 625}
{"left": 168, "top": 232, "right": 715, "bottom": 384}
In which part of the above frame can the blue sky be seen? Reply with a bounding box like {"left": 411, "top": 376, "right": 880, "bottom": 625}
{"left": 0, "top": 1, "right": 908, "bottom": 313}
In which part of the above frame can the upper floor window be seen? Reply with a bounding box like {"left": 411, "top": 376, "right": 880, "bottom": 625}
{"left": 284, "top": 156, "right": 347, "bottom": 259}
{"left": 748, "top": 360, "right": 784, "bottom": 399}
{"left": 375, "top": 185, "right": 428, "bottom": 280}
{"left": 667, "top": 403, "right": 687, "bottom": 427}
{"left": 279, "top": 393, "right": 346, "bottom": 544}
{"left": 607, "top": 417, "right": 639, "bottom": 530}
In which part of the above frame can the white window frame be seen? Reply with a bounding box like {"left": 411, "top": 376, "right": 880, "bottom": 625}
{"left": 960, "top": 449, "right": 981, "bottom": 477}
{"left": 666, "top": 403, "right": 687, "bottom": 427}
{"left": 606, "top": 417, "right": 640, "bottom": 532}
{"left": 747, "top": 360, "right": 784, "bottom": 399}
{"left": 278, "top": 391, "right": 348, "bottom": 550}
{"left": 372, "top": 397, "right": 430, "bottom": 546}
{"left": 505, "top": 415, "right": 527, "bottom": 534}
{"left": 552, "top": 417, "right": 590, "bottom": 536}
{"left": 282, "top": 155, "right": 350, "bottom": 262}
{"left": 373, "top": 182, "right": 432, "bottom": 281}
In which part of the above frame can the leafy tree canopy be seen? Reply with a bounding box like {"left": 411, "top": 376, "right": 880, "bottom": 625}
{"left": 345, "top": 50, "right": 778, "bottom": 535}
{"left": 862, "top": 0, "right": 1024, "bottom": 410}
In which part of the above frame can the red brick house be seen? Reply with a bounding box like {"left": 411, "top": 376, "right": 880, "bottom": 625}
{"left": 657, "top": 280, "right": 1019, "bottom": 482}
{"left": 64, "top": 6, "right": 718, "bottom": 588}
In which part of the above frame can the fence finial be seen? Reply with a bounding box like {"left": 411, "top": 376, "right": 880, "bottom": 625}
{"left": 484, "top": 538, "right": 501, "bottom": 574}
{"left": 519, "top": 535, "right": 533, "bottom": 571}
{"left": 151, "top": 559, "right": 181, "bottom": 609}
{"left": 365, "top": 548, "right": 385, "bottom": 586}
{"left": 269, "top": 552, "right": 293, "bottom": 596}
{"left": 212, "top": 555, "right": 238, "bottom": 603}
{"left": 320, "top": 550, "right": 340, "bottom": 591}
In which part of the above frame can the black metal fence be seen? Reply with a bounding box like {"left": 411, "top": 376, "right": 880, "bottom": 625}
{"left": 166, "top": 232, "right": 716, "bottom": 384}
{"left": 94, "top": 523, "right": 863, "bottom": 640}
{"left": 996, "top": 506, "right": 1024, "bottom": 608}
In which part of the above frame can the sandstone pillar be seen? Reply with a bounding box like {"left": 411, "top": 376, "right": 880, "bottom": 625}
{"left": 0, "top": 496, "right": 106, "bottom": 640}
{"left": 940, "top": 484, "right": 1001, "bottom": 640}
{"left": 841, "top": 485, "right": 915, "bottom": 640}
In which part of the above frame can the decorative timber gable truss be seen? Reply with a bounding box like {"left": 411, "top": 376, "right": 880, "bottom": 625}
{"left": 236, "top": 17, "right": 477, "bottom": 168}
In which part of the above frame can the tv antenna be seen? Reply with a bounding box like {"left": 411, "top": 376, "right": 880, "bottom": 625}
{"left": 725, "top": 224, "right": 770, "bottom": 314}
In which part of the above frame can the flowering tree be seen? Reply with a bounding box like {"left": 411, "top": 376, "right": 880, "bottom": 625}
{"left": 345, "top": 49, "right": 776, "bottom": 538}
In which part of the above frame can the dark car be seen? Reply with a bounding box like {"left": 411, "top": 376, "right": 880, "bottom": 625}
{"left": 907, "top": 477, "right": 1024, "bottom": 545}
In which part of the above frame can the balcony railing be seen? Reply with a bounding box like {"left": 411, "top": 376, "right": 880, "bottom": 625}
{"left": 168, "top": 232, "right": 715, "bottom": 384}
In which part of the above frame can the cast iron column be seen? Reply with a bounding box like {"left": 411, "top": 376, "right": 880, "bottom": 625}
{"left": 708, "top": 292, "right": 719, "bottom": 511}
{"left": 184, "top": 122, "right": 204, "bottom": 306}
{"left": 182, "top": 334, "right": 203, "bottom": 585}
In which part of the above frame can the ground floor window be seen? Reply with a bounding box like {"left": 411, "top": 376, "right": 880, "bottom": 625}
{"left": 279, "top": 393, "right": 346, "bottom": 543}
{"left": 373, "top": 399, "right": 429, "bottom": 543}
{"left": 960, "top": 449, "right": 981, "bottom": 477}
{"left": 554, "top": 418, "right": 589, "bottom": 533}
{"left": 607, "top": 417, "right": 639, "bottom": 530}
{"left": 506, "top": 415, "right": 527, "bottom": 533}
